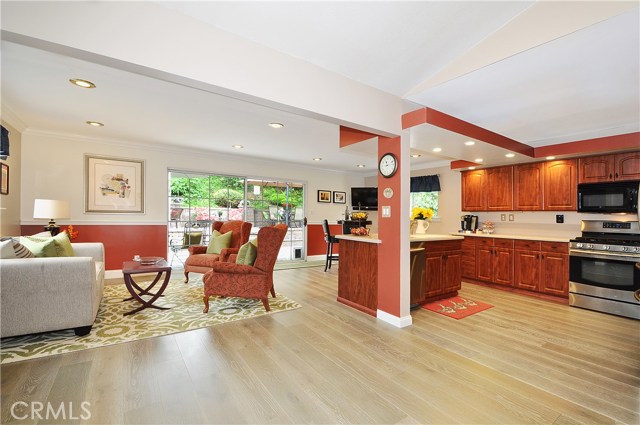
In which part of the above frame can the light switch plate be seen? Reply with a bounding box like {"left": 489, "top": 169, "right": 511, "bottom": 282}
{"left": 500, "top": 214, "right": 506, "bottom": 221}
{"left": 382, "top": 206, "right": 391, "bottom": 217}
{"left": 509, "top": 214, "right": 515, "bottom": 221}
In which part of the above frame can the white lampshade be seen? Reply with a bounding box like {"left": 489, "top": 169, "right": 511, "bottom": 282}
{"left": 33, "top": 199, "right": 70, "bottom": 220}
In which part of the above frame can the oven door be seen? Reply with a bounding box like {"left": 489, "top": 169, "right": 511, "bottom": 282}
{"left": 570, "top": 250, "right": 640, "bottom": 291}
{"left": 569, "top": 250, "right": 640, "bottom": 318}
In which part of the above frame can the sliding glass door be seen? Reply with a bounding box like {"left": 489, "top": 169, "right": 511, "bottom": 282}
{"left": 167, "top": 170, "right": 305, "bottom": 266}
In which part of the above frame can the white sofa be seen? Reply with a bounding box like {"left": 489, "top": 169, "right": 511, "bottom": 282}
{"left": 0, "top": 243, "right": 105, "bottom": 338}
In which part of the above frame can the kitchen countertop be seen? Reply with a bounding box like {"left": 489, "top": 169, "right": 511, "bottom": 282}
{"left": 336, "top": 233, "right": 465, "bottom": 244}
{"left": 450, "top": 232, "right": 573, "bottom": 243}
{"left": 411, "top": 234, "right": 464, "bottom": 242}
{"left": 335, "top": 234, "right": 381, "bottom": 244}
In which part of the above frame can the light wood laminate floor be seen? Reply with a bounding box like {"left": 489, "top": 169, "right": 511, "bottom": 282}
{"left": 2, "top": 266, "right": 639, "bottom": 424}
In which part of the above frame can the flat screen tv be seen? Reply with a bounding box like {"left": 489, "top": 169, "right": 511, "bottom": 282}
{"left": 351, "top": 187, "right": 378, "bottom": 211}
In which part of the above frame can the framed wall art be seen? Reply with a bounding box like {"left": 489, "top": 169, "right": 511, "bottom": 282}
{"left": 317, "top": 189, "right": 331, "bottom": 203}
{"left": 85, "top": 155, "right": 145, "bottom": 213}
{"left": 1, "top": 163, "right": 8, "bottom": 195}
{"left": 333, "top": 191, "right": 346, "bottom": 204}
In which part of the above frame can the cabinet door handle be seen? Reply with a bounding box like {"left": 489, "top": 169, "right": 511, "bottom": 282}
{"left": 541, "top": 255, "right": 544, "bottom": 260}
{"left": 615, "top": 172, "right": 619, "bottom": 178}
{"left": 609, "top": 173, "right": 613, "bottom": 179}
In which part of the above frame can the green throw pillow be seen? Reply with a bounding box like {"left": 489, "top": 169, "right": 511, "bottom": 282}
{"left": 206, "top": 230, "right": 232, "bottom": 255}
{"left": 235, "top": 239, "right": 258, "bottom": 266}
{"left": 24, "top": 233, "right": 75, "bottom": 257}
{"left": 19, "top": 237, "right": 58, "bottom": 258}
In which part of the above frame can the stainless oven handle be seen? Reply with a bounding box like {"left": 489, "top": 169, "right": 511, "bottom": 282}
{"left": 570, "top": 249, "right": 640, "bottom": 262}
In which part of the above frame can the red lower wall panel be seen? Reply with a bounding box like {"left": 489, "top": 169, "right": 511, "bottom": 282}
{"left": 306, "top": 223, "right": 341, "bottom": 256}
{"left": 21, "top": 225, "right": 167, "bottom": 271}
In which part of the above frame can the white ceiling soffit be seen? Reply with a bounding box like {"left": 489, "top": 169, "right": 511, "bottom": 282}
{"left": 156, "top": 1, "right": 534, "bottom": 97}
{"left": 0, "top": 41, "right": 378, "bottom": 173}
{"left": 410, "top": 8, "right": 640, "bottom": 146}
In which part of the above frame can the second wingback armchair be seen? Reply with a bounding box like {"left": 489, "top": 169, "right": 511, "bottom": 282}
{"left": 184, "top": 220, "right": 252, "bottom": 283}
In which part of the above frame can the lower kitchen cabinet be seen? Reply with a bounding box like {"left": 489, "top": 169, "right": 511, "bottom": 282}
{"left": 461, "top": 237, "right": 476, "bottom": 279}
{"left": 475, "top": 238, "right": 514, "bottom": 286}
{"left": 412, "top": 239, "right": 462, "bottom": 304}
{"left": 514, "top": 240, "right": 568, "bottom": 297}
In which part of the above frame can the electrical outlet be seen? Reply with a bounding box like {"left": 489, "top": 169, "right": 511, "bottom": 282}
{"left": 500, "top": 214, "right": 506, "bottom": 221}
{"left": 381, "top": 206, "right": 391, "bottom": 217}
{"left": 508, "top": 214, "right": 515, "bottom": 221}
{"left": 556, "top": 214, "right": 564, "bottom": 224}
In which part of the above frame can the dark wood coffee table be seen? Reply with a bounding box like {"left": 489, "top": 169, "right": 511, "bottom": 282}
{"left": 122, "top": 259, "right": 172, "bottom": 316}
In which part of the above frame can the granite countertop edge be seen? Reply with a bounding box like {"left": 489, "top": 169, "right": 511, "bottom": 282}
{"left": 450, "top": 232, "right": 573, "bottom": 243}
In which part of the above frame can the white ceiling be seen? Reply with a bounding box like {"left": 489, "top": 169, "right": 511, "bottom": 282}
{"left": 2, "top": 1, "right": 638, "bottom": 173}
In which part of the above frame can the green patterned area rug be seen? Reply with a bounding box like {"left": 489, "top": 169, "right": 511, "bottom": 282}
{"left": 0, "top": 278, "right": 301, "bottom": 364}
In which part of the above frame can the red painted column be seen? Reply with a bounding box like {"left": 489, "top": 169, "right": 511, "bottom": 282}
{"left": 377, "top": 137, "right": 401, "bottom": 316}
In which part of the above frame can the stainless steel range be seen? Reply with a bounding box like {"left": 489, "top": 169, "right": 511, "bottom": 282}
{"left": 569, "top": 220, "right": 640, "bottom": 319}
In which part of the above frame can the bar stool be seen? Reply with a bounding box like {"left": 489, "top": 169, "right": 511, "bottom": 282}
{"left": 322, "top": 219, "right": 339, "bottom": 272}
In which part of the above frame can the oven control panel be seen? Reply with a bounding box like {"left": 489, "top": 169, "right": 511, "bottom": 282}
{"left": 602, "top": 221, "right": 632, "bottom": 229}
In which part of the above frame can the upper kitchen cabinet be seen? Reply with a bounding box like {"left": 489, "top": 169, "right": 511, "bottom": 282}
{"left": 487, "top": 166, "right": 513, "bottom": 211}
{"left": 544, "top": 159, "right": 577, "bottom": 211}
{"left": 461, "top": 169, "right": 487, "bottom": 211}
{"left": 578, "top": 152, "right": 640, "bottom": 183}
{"left": 514, "top": 162, "right": 544, "bottom": 210}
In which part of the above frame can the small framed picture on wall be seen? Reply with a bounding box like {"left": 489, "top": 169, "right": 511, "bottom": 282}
{"left": 0, "top": 163, "right": 8, "bottom": 195}
{"left": 317, "top": 190, "right": 331, "bottom": 203}
{"left": 333, "top": 191, "right": 346, "bottom": 204}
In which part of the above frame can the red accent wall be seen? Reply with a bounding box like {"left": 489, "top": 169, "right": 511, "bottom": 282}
{"left": 534, "top": 132, "right": 640, "bottom": 157}
{"left": 21, "top": 224, "right": 167, "bottom": 271}
{"left": 307, "top": 223, "right": 341, "bottom": 256}
{"left": 377, "top": 136, "right": 402, "bottom": 317}
{"left": 339, "top": 126, "right": 378, "bottom": 147}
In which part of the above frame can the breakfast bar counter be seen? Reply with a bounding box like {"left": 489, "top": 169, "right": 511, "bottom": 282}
{"left": 334, "top": 233, "right": 464, "bottom": 315}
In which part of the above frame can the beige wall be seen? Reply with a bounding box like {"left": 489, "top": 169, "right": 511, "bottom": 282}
{"left": 20, "top": 130, "right": 365, "bottom": 227}
{"left": 0, "top": 121, "right": 21, "bottom": 236}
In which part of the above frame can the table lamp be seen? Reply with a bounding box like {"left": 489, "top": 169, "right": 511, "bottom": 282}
{"left": 33, "top": 199, "right": 70, "bottom": 236}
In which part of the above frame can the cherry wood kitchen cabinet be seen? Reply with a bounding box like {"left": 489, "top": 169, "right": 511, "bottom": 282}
{"left": 475, "top": 238, "right": 514, "bottom": 286}
{"left": 514, "top": 240, "right": 568, "bottom": 297}
{"left": 540, "top": 242, "right": 569, "bottom": 296}
{"left": 514, "top": 240, "right": 542, "bottom": 291}
{"left": 579, "top": 152, "right": 640, "bottom": 183}
{"left": 461, "top": 169, "right": 487, "bottom": 211}
{"left": 487, "top": 166, "right": 513, "bottom": 211}
{"left": 544, "top": 159, "right": 577, "bottom": 210}
{"left": 414, "top": 239, "right": 462, "bottom": 303}
{"left": 461, "top": 237, "right": 476, "bottom": 280}
{"left": 514, "top": 162, "right": 544, "bottom": 210}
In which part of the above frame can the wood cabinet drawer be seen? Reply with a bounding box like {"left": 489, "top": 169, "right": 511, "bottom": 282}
{"left": 494, "top": 239, "right": 514, "bottom": 249}
{"left": 515, "top": 240, "right": 541, "bottom": 250}
{"left": 476, "top": 238, "right": 494, "bottom": 247}
{"left": 541, "top": 241, "right": 568, "bottom": 253}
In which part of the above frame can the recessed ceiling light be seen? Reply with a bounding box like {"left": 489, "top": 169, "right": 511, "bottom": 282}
{"left": 86, "top": 121, "right": 103, "bottom": 127}
{"left": 356, "top": 164, "right": 366, "bottom": 168}
{"left": 474, "top": 158, "right": 483, "bottom": 163}
{"left": 70, "top": 78, "right": 95, "bottom": 88}
{"left": 432, "top": 147, "right": 442, "bottom": 153}
{"left": 465, "top": 141, "right": 476, "bottom": 146}
{"left": 313, "top": 157, "right": 322, "bottom": 161}
{"left": 268, "top": 122, "right": 284, "bottom": 129}
{"left": 546, "top": 156, "right": 556, "bottom": 160}
{"left": 410, "top": 154, "right": 422, "bottom": 158}
{"left": 505, "top": 153, "right": 515, "bottom": 158}
{"left": 468, "top": 166, "right": 476, "bottom": 170}
{"left": 232, "top": 144, "right": 243, "bottom": 149}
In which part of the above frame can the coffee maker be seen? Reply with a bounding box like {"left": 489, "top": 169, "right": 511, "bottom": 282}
{"left": 460, "top": 215, "right": 478, "bottom": 232}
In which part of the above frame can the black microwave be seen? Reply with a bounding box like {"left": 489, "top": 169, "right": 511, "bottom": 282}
{"left": 577, "top": 181, "right": 639, "bottom": 213}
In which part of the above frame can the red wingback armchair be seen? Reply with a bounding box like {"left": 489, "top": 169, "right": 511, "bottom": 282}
{"left": 202, "top": 224, "right": 287, "bottom": 313}
{"left": 184, "top": 220, "right": 252, "bottom": 283}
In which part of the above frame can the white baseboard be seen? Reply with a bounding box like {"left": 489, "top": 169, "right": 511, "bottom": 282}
{"left": 105, "top": 270, "right": 123, "bottom": 280}
{"left": 376, "top": 310, "right": 413, "bottom": 328}
{"left": 306, "top": 254, "right": 334, "bottom": 262}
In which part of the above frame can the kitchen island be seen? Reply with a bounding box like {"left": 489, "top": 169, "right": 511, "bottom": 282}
{"left": 334, "top": 233, "right": 464, "bottom": 315}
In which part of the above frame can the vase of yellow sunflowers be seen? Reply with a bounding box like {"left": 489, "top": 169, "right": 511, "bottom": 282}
{"left": 410, "top": 207, "right": 434, "bottom": 234}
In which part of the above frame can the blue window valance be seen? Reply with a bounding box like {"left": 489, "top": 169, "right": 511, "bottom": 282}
{"left": 410, "top": 175, "right": 440, "bottom": 192}
{"left": 0, "top": 126, "right": 9, "bottom": 160}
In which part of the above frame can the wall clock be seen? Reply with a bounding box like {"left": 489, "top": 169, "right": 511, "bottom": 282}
{"left": 379, "top": 153, "right": 398, "bottom": 178}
